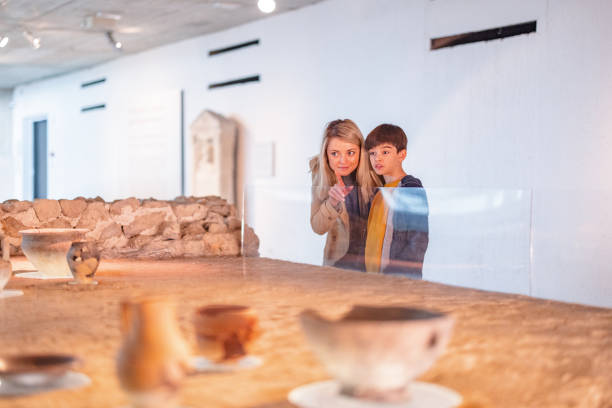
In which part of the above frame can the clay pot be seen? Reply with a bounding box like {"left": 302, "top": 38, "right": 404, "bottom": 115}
{"left": 117, "top": 297, "right": 193, "bottom": 408}
{"left": 299, "top": 305, "right": 454, "bottom": 402}
{"left": 67, "top": 241, "right": 100, "bottom": 284}
{"left": 194, "top": 305, "right": 260, "bottom": 361}
{"left": 20, "top": 229, "right": 88, "bottom": 277}
{"left": 0, "top": 259, "right": 11, "bottom": 291}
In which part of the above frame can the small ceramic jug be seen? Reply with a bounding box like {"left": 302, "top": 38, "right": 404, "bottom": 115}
{"left": 67, "top": 241, "right": 100, "bottom": 284}
{"left": 117, "top": 297, "right": 193, "bottom": 408}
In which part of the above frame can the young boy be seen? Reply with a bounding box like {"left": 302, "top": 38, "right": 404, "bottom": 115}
{"left": 364, "top": 124, "right": 429, "bottom": 278}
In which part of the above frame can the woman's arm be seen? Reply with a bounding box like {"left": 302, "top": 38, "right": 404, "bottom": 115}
{"left": 310, "top": 187, "right": 342, "bottom": 235}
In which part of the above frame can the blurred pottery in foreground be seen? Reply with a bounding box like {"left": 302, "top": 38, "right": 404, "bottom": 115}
{"left": 117, "top": 297, "right": 193, "bottom": 408}
{"left": 0, "top": 354, "right": 78, "bottom": 387}
{"left": 67, "top": 241, "right": 100, "bottom": 284}
{"left": 194, "top": 305, "right": 260, "bottom": 362}
{"left": 300, "top": 305, "right": 454, "bottom": 402}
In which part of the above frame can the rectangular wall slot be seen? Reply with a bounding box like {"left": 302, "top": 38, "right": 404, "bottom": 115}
{"left": 208, "top": 75, "right": 260, "bottom": 90}
{"left": 431, "top": 21, "right": 537, "bottom": 50}
{"left": 209, "top": 39, "right": 259, "bottom": 56}
{"left": 81, "top": 104, "right": 106, "bottom": 113}
{"left": 81, "top": 78, "right": 106, "bottom": 88}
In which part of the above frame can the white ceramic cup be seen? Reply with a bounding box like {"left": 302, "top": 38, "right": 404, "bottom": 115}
{"left": 19, "top": 229, "right": 88, "bottom": 277}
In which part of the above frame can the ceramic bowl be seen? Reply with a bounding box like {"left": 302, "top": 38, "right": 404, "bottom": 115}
{"left": 20, "top": 229, "right": 89, "bottom": 277}
{"left": 299, "top": 305, "right": 454, "bottom": 402}
{"left": 194, "top": 305, "right": 260, "bottom": 361}
{"left": 0, "top": 354, "right": 78, "bottom": 386}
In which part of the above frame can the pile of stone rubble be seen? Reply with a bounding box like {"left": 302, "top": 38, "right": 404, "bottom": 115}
{"left": 0, "top": 196, "right": 259, "bottom": 259}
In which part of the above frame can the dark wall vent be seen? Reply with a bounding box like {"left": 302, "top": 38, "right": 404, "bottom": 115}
{"left": 81, "top": 78, "right": 106, "bottom": 88}
{"left": 208, "top": 75, "right": 260, "bottom": 90}
{"left": 431, "top": 21, "right": 537, "bottom": 50}
{"left": 209, "top": 39, "right": 260, "bottom": 56}
{"left": 81, "top": 104, "right": 106, "bottom": 113}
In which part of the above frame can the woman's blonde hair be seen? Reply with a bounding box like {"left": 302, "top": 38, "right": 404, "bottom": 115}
{"left": 309, "top": 119, "right": 382, "bottom": 211}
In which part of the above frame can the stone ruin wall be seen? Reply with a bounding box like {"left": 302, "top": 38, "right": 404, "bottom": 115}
{"left": 0, "top": 196, "right": 259, "bottom": 259}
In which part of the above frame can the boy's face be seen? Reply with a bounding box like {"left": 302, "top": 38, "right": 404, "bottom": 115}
{"left": 368, "top": 143, "right": 406, "bottom": 175}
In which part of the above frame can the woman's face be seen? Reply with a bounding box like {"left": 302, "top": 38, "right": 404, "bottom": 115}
{"left": 326, "top": 137, "right": 360, "bottom": 177}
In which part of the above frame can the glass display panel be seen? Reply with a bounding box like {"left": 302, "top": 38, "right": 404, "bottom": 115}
{"left": 242, "top": 185, "right": 532, "bottom": 296}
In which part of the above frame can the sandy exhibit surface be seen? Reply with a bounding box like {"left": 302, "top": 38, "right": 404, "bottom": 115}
{"left": 0, "top": 256, "right": 610, "bottom": 408}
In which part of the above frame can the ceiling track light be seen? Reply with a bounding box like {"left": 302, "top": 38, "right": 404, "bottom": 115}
{"left": 257, "top": 0, "right": 276, "bottom": 13}
{"left": 23, "top": 30, "right": 40, "bottom": 49}
{"left": 106, "top": 31, "right": 122, "bottom": 50}
{"left": 0, "top": 36, "right": 8, "bottom": 48}
{"left": 211, "top": 1, "right": 242, "bottom": 10}
{"left": 83, "top": 12, "right": 121, "bottom": 31}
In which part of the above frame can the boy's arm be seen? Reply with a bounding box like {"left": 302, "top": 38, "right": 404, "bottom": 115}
{"left": 384, "top": 230, "right": 429, "bottom": 277}
{"left": 383, "top": 186, "right": 429, "bottom": 277}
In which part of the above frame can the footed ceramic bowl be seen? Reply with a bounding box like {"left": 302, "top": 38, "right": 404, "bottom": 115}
{"left": 194, "top": 305, "right": 260, "bottom": 362}
{"left": 300, "top": 305, "right": 454, "bottom": 402}
{"left": 0, "top": 354, "right": 78, "bottom": 386}
{"left": 20, "top": 229, "right": 89, "bottom": 277}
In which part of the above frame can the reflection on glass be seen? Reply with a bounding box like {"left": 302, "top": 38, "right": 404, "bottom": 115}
{"left": 309, "top": 182, "right": 430, "bottom": 278}
{"left": 365, "top": 187, "right": 429, "bottom": 278}
{"left": 243, "top": 186, "right": 532, "bottom": 296}
{"left": 308, "top": 119, "right": 379, "bottom": 272}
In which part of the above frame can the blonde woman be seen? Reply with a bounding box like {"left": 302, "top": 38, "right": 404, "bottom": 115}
{"left": 310, "top": 119, "right": 382, "bottom": 270}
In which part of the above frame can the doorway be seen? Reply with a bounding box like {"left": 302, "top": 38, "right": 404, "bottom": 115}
{"left": 32, "top": 119, "right": 47, "bottom": 199}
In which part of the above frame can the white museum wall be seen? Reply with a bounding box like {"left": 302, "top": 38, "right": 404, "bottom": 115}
{"left": 0, "top": 89, "right": 13, "bottom": 200}
{"left": 8, "top": 0, "right": 612, "bottom": 307}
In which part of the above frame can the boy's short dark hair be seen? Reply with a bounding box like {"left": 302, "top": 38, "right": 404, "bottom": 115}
{"left": 365, "top": 124, "right": 407, "bottom": 152}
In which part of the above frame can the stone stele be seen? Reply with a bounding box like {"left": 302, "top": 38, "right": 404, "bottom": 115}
{"left": 190, "top": 110, "right": 238, "bottom": 205}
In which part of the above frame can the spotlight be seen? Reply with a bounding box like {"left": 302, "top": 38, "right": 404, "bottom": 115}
{"left": 23, "top": 31, "right": 40, "bottom": 49}
{"left": 257, "top": 0, "right": 275, "bottom": 13}
{"left": 106, "top": 31, "right": 122, "bottom": 49}
{"left": 0, "top": 36, "right": 8, "bottom": 48}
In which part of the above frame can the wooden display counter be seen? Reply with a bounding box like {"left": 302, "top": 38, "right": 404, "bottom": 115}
{"left": 1, "top": 257, "right": 610, "bottom": 407}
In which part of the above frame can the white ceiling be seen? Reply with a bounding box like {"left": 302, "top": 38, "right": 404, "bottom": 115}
{"left": 0, "top": 0, "right": 324, "bottom": 89}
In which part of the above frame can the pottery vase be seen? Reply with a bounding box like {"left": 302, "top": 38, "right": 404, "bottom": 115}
{"left": 66, "top": 241, "right": 100, "bottom": 284}
{"left": 117, "top": 297, "right": 193, "bottom": 408}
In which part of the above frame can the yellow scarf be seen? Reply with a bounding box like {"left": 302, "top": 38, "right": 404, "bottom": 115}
{"left": 364, "top": 179, "right": 401, "bottom": 273}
